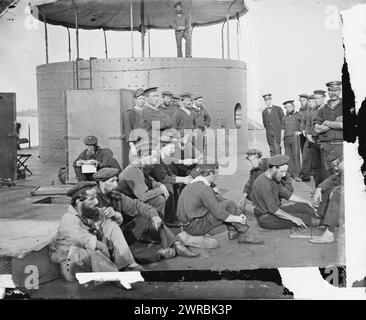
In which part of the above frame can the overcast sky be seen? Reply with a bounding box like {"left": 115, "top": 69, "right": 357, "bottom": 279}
{"left": 0, "top": 0, "right": 358, "bottom": 120}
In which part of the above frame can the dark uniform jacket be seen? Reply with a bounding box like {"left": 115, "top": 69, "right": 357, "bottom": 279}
{"left": 313, "top": 99, "right": 343, "bottom": 142}
{"left": 243, "top": 158, "right": 294, "bottom": 200}
{"left": 177, "top": 180, "right": 231, "bottom": 224}
{"left": 117, "top": 164, "right": 165, "bottom": 202}
{"left": 171, "top": 108, "right": 196, "bottom": 135}
{"left": 305, "top": 107, "right": 320, "bottom": 137}
{"left": 318, "top": 172, "right": 343, "bottom": 192}
{"left": 122, "top": 108, "right": 144, "bottom": 143}
{"left": 141, "top": 105, "right": 173, "bottom": 138}
{"left": 191, "top": 106, "right": 211, "bottom": 130}
{"left": 145, "top": 158, "right": 177, "bottom": 185}
{"left": 158, "top": 104, "right": 179, "bottom": 120}
{"left": 299, "top": 106, "right": 310, "bottom": 132}
{"left": 282, "top": 111, "right": 302, "bottom": 138}
{"left": 96, "top": 188, "right": 158, "bottom": 220}
{"left": 262, "top": 105, "right": 284, "bottom": 141}
{"left": 73, "top": 147, "right": 114, "bottom": 169}
{"left": 251, "top": 173, "right": 293, "bottom": 216}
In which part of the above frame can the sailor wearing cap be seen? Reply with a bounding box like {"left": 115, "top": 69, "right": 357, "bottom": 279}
{"left": 141, "top": 87, "right": 174, "bottom": 154}
{"left": 158, "top": 90, "right": 179, "bottom": 120}
{"left": 238, "top": 148, "right": 295, "bottom": 211}
{"left": 171, "top": 92, "right": 195, "bottom": 135}
{"left": 299, "top": 95, "right": 320, "bottom": 185}
{"left": 49, "top": 181, "right": 142, "bottom": 281}
{"left": 261, "top": 93, "right": 285, "bottom": 156}
{"left": 313, "top": 89, "right": 327, "bottom": 109}
{"left": 122, "top": 88, "right": 146, "bottom": 164}
{"left": 314, "top": 81, "right": 343, "bottom": 179}
{"left": 73, "top": 135, "right": 117, "bottom": 182}
{"left": 191, "top": 94, "right": 211, "bottom": 132}
{"left": 173, "top": 1, "right": 191, "bottom": 58}
{"left": 250, "top": 154, "right": 318, "bottom": 230}
{"left": 281, "top": 100, "right": 302, "bottom": 181}
{"left": 310, "top": 146, "right": 344, "bottom": 244}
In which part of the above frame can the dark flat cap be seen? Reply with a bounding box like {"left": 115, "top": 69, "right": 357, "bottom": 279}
{"left": 133, "top": 88, "right": 145, "bottom": 98}
{"left": 326, "top": 147, "right": 343, "bottom": 163}
{"left": 299, "top": 94, "right": 309, "bottom": 99}
{"left": 246, "top": 148, "right": 263, "bottom": 157}
{"left": 327, "top": 81, "right": 342, "bottom": 91}
{"left": 180, "top": 92, "right": 192, "bottom": 99}
{"left": 313, "top": 90, "right": 327, "bottom": 96}
{"left": 262, "top": 93, "right": 272, "bottom": 99}
{"left": 283, "top": 100, "right": 295, "bottom": 105}
{"left": 143, "top": 87, "right": 159, "bottom": 95}
{"left": 93, "top": 168, "right": 120, "bottom": 181}
{"left": 162, "top": 90, "right": 174, "bottom": 97}
{"left": 66, "top": 181, "right": 97, "bottom": 198}
{"left": 173, "top": 1, "right": 182, "bottom": 8}
{"left": 83, "top": 135, "right": 98, "bottom": 146}
{"left": 326, "top": 80, "right": 342, "bottom": 87}
{"left": 268, "top": 155, "right": 289, "bottom": 166}
{"left": 172, "top": 94, "right": 180, "bottom": 100}
{"left": 193, "top": 95, "right": 203, "bottom": 100}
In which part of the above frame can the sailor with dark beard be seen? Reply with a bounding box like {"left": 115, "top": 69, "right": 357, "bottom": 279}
{"left": 49, "top": 182, "right": 141, "bottom": 282}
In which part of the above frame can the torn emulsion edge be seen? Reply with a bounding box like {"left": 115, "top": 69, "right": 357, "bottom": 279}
{"left": 341, "top": 2, "right": 366, "bottom": 288}
{"left": 75, "top": 271, "right": 144, "bottom": 290}
{"left": 0, "top": 274, "right": 16, "bottom": 299}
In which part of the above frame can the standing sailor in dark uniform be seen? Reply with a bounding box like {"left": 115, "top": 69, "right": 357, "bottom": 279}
{"left": 261, "top": 93, "right": 284, "bottom": 156}
{"left": 159, "top": 91, "right": 179, "bottom": 120}
{"left": 304, "top": 95, "right": 324, "bottom": 186}
{"left": 191, "top": 95, "right": 211, "bottom": 153}
{"left": 122, "top": 88, "right": 145, "bottom": 163}
{"left": 314, "top": 81, "right": 343, "bottom": 179}
{"left": 313, "top": 89, "right": 327, "bottom": 109}
{"left": 298, "top": 94, "right": 310, "bottom": 156}
{"left": 141, "top": 87, "right": 174, "bottom": 155}
{"left": 281, "top": 100, "right": 302, "bottom": 181}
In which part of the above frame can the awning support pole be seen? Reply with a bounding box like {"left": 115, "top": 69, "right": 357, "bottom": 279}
{"left": 148, "top": 28, "right": 151, "bottom": 58}
{"left": 188, "top": 0, "right": 192, "bottom": 57}
{"left": 226, "top": 15, "right": 230, "bottom": 59}
{"left": 103, "top": 29, "right": 108, "bottom": 59}
{"left": 130, "top": 1, "right": 134, "bottom": 58}
{"left": 67, "top": 27, "right": 71, "bottom": 61}
{"left": 72, "top": 0, "right": 79, "bottom": 89}
{"left": 236, "top": 13, "right": 240, "bottom": 60}
{"left": 71, "top": 0, "right": 80, "bottom": 60}
{"left": 140, "top": 0, "right": 145, "bottom": 58}
{"left": 221, "top": 21, "right": 226, "bottom": 59}
{"left": 41, "top": 12, "right": 49, "bottom": 64}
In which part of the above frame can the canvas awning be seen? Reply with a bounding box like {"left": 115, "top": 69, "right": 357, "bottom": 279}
{"left": 30, "top": 0, "right": 248, "bottom": 31}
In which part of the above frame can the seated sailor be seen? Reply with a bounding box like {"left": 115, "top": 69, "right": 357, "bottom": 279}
{"left": 49, "top": 181, "right": 142, "bottom": 282}
{"left": 310, "top": 147, "right": 344, "bottom": 244}
{"left": 251, "top": 155, "right": 318, "bottom": 230}
{"left": 73, "top": 135, "right": 120, "bottom": 182}
{"left": 93, "top": 167, "right": 199, "bottom": 260}
{"left": 176, "top": 163, "right": 264, "bottom": 247}
{"left": 238, "top": 148, "right": 293, "bottom": 211}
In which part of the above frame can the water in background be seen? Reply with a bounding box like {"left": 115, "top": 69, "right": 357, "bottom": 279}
{"left": 16, "top": 116, "right": 39, "bottom": 147}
